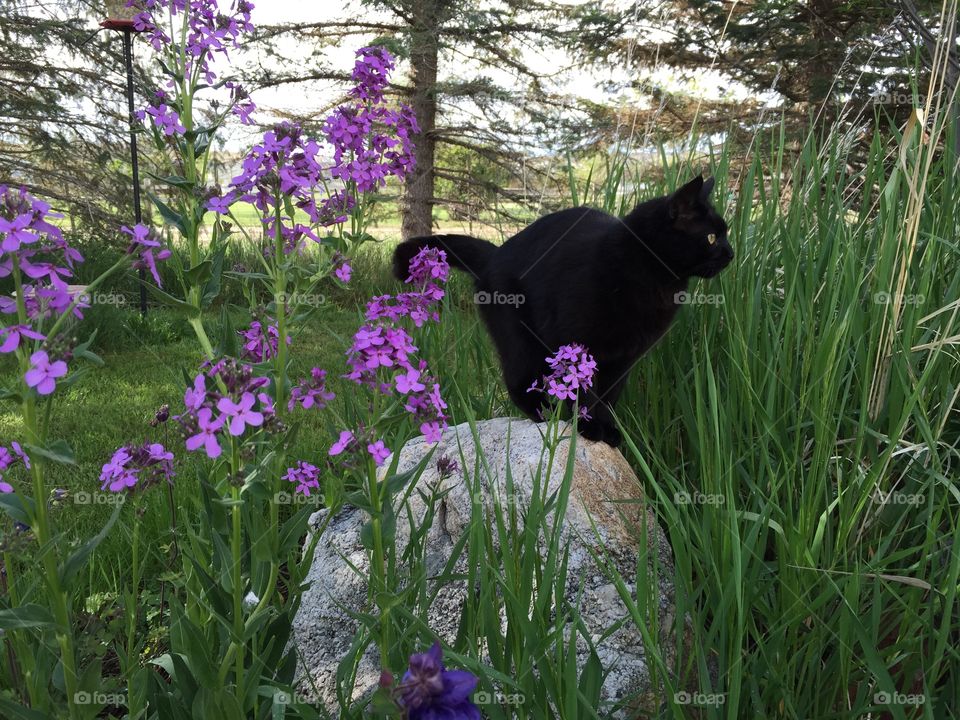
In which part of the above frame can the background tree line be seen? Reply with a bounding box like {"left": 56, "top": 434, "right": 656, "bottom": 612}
{"left": 1, "top": 0, "right": 956, "bottom": 238}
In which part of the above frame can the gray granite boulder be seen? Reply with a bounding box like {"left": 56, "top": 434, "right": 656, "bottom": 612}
{"left": 292, "top": 417, "right": 679, "bottom": 717}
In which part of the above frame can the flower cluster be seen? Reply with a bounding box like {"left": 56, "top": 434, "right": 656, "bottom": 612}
{"left": 136, "top": 90, "right": 186, "bottom": 137}
{"left": 0, "top": 186, "right": 85, "bottom": 327}
{"left": 226, "top": 81, "right": 257, "bottom": 125}
{"left": 0, "top": 443, "right": 30, "bottom": 494}
{"left": 121, "top": 224, "right": 172, "bottom": 287}
{"left": 288, "top": 367, "right": 335, "bottom": 411}
{"left": 528, "top": 344, "right": 598, "bottom": 411}
{"left": 336, "top": 247, "right": 450, "bottom": 449}
{"left": 238, "top": 318, "right": 289, "bottom": 362}
{"left": 129, "top": 0, "right": 255, "bottom": 83}
{"left": 392, "top": 642, "right": 481, "bottom": 720}
{"left": 176, "top": 358, "right": 279, "bottom": 459}
{"left": 283, "top": 461, "right": 320, "bottom": 496}
{"left": 99, "top": 442, "right": 175, "bottom": 493}
{"left": 228, "top": 122, "right": 326, "bottom": 242}
{"left": 324, "top": 47, "right": 418, "bottom": 194}
{"left": 365, "top": 248, "right": 448, "bottom": 328}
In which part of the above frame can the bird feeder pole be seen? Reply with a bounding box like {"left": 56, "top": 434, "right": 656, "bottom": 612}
{"left": 101, "top": 5, "right": 148, "bottom": 316}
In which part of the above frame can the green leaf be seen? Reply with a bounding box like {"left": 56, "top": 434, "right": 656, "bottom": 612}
{"left": 148, "top": 192, "right": 188, "bottom": 235}
{"left": 215, "top": 305, "right": 238, "bottom": 359}
{"left": 0, "top": 603, "right": 55, "bottom": 630}
{"left": 0, "top": 387, "right": 23, "bottom": 403}
{"left": 0, "top": 698, "right": 49, "bottom": 720}
{"left": 59, "top": 501, "right": 123, "bottom": 587}
{"left": 142, "top": 282, "right": 201, "bottom": 319}
{"left": 183, "top": 260, "right": 212, "bottom": 287}
{"left": 24, "top": 439, "right": 75, "bottom": 465}
{"left": 146, "top": 172, "right": 196, "bottom": 190}
{"left": 0, "top": 492, "right": 33, "bottom": 525}
{"left": 201, "top": 245, "right": 226, "bottom": 307}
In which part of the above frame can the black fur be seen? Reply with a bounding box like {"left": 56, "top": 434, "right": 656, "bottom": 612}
{"left": 393, "top": 175, "right": 733, "bottom": 446}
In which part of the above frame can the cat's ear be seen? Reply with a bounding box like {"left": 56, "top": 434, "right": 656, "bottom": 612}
{"left": 700, "top": 176, "right": 716, "bottom": 200}
{"left": 669, "top": 175, "right": 704, "bottom": 220}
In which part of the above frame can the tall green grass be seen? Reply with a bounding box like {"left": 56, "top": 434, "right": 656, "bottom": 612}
{"left": 574, "top": 119, "right": 960, "bottom": 717}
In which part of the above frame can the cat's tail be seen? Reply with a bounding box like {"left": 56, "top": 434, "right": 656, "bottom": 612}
{"left": 393, "top": 234, "right": 496, "bottom": 282}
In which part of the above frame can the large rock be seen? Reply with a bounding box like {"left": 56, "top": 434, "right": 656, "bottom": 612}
{"left": 292, "top": 418, "right": 679, "bottom": 717}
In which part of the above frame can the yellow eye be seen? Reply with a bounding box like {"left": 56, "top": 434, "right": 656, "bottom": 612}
{"left": 707, "top": 233, "right": 717, "bottom": 245}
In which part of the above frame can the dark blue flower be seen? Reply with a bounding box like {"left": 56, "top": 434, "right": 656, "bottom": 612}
{"left": 398, "top": 642, "right": 481, "bottom": 720}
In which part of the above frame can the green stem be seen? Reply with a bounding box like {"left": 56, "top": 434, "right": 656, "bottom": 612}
{"left": 12, "top": 262, "right": 81, "bottom": 720}
{"left": 231, "top": 441, "right": 245, "bottom": 704}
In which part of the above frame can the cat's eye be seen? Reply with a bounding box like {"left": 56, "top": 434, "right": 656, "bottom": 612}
{"left": 707, "top": 233, "right": 717, "bottom": 245}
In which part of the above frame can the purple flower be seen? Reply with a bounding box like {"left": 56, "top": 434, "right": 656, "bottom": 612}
{"left": 185, "top": 407, "right": 225, "bottom": 458}
{"left": 0, "top": 442, "right": 30, "bottom": 494}
{"left": 367, "top": 440, "right": 391, "bottom": 466}
{"left": 100, "top": 442, "right": 175, "bottom": 492}
{"left": 25, "top": 350, "right": 67, "bottom": 395}
{"left": 284, "top": 461, "right": 321, "bottom": 496}
{"left": 288, "top": 367, "right": 335, "bottom": 411}
{"left": 121, "top": 224, "right": 172, "bottom": 287}
{"left": 329, "top": 430, "right": 357, "bottom": 457}
{"left": 397, "top": 642, "right": 481, "bottom": 720}
{"left": 335, "top": 262, "right": 352, "bottom": 283}
{"left": 528, "top": 343, "right": 597, "bottom": 414}
{"left": 217, "top": 392, "right": 264, "bottom": 436}
{"left": 142, "top": 91, "right": 186, "bottom": 136}
{"left": 406, "top": 247, "right": 449, "bottom": 286}
{"left": 206, "top": 194, "right": 232, "bottom": 215}
{"left": 238, "top": 319, "right": 289, "bottom": 362}
{"left": 0, "top": 324, "right": 45, "bottom": 354}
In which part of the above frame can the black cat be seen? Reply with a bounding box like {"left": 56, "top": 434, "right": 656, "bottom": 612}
{"left": 393, "top": 175, "right": 733, "bottom": 447}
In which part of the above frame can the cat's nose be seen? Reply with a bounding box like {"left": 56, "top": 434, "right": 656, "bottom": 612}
{"left": 721, "top": 246, "right": 734, "bottom": 261}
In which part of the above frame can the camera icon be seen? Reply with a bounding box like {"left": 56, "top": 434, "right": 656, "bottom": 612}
{"left": 73, "top": 691, "right": 91, "bottom": 704}
{"left": 274, "top": 691, "right": 292, "bottom": 705}
{"left": 673, "top": 291, "right": 690, "bottom": 305}
{"left": 274, "top": 492, "right": 292, "bottom": 505}
{"left": 474, "top": 291, "right": 491, "bottom": 305}
{"left": 474, "top": 691, "right": 492, "bottom": 704}
{"left": 674, "top": 491, "right": 691, "bottom": 505}
{"left": 874, "top": 691, "right": 891, "bottom": 704}
{"left": 74, "top": 491, "right": 91, "bottom": 505}
{"left": 674, "top": 691, "right": 691, "bottom": 705}
{"left": 873, "top": 291, "right": 891, "bottom": 304}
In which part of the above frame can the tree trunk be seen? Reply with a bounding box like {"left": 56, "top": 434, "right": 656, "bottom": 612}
{"left": 401, "top": 0, "right": 441, "bottom": 239}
